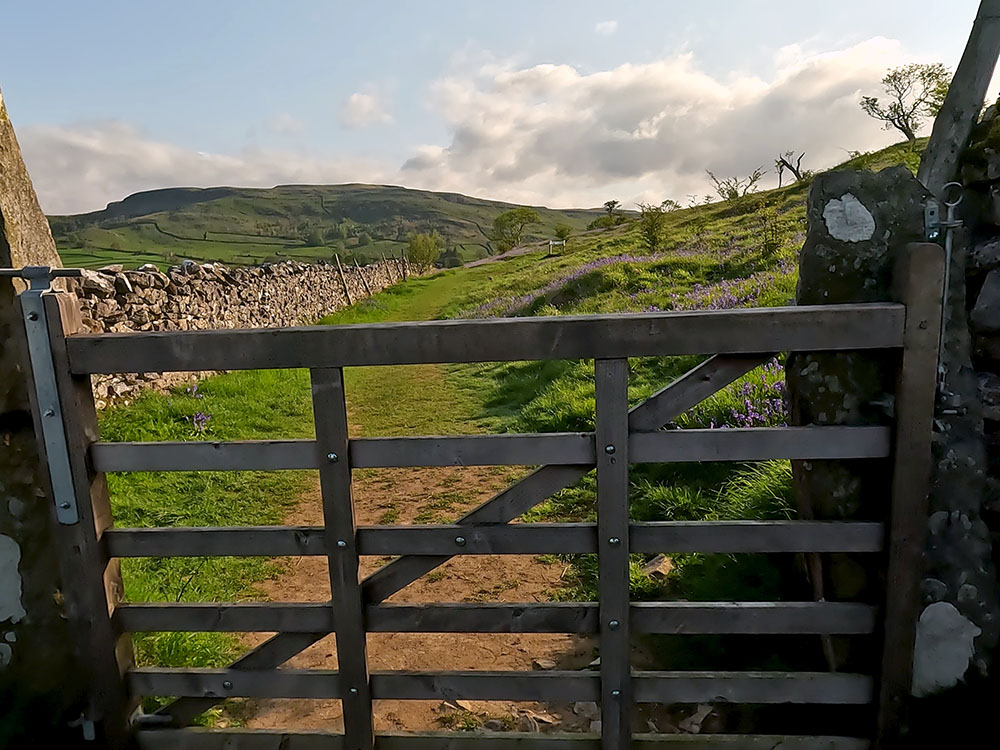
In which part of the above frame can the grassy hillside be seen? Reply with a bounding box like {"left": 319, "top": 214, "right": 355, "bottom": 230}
{"left": 49, "top": 183, "right": 606, "bottom": 269}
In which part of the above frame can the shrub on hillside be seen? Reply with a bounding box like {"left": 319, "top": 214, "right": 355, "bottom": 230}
{"left": 408, "top": 231, "right": 444, "bottom": 271}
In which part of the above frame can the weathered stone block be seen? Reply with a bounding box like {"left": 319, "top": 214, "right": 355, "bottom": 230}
{"left": 972, "top": 269, "right": 1000, "bottom": 333}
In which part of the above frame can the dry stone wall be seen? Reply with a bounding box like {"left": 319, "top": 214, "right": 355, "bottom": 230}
{"left": 65, "top": 257, "right": 412, "bottom": 407}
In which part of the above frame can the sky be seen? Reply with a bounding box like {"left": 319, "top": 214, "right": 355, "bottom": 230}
{"left": 0, "top": 0, "right": 994, "bottom": 215}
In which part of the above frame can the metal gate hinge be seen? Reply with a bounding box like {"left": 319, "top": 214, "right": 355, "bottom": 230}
{"left": 925, "top": 198, "right": 942, "bottom": 242}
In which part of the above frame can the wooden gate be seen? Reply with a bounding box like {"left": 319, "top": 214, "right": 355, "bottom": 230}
{"left": 18, "top": 244, "right": 943, "bottom": 749}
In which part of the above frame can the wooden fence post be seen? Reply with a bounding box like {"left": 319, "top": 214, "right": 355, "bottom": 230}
{"left": 355, "top": 260, "right": 373, "bottom": 297}
{"left": 38, "top": 292, "right": 135, "bottom": 747}
{"left": 876, "top": 243, "right": 945, "bottom": 746}
{"left": 595, "top": 359, "right": 631, "bottom": 749}
{"left": 311, "top": 368, "right": 373, "bottom": 750}
{"left": 334, "top": 254, "right": 354, "bottom": 305}
{"left": 918, "top": 0, "right": 1000, "bottom": 196}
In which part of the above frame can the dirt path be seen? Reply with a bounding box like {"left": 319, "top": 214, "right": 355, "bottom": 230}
{"left": 243, "top": 274, "right": 598, "bottom": 733}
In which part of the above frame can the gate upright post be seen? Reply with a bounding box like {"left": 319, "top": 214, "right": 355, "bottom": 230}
{"left": 23, "top": 287, "right": 135, "bottom": 747}
{"left": 311, "top": 367, "right": 374, "bottom": 750}
{"left": 876, "top": 244, "right": 945, "bottom": 746}
{"left": 595, "top": 359, "right": 632, "bottom": 749}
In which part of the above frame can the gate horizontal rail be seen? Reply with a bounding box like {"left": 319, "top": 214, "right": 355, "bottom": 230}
{"left": 115, "top": 601, "right": 877, "bottom": 635}
{"left": 89, "top": 425, "right": 891, "bottom": 472}
{"left": 65, "top": 304, "right": 904, "bottom": 373}
{"left": 134, "top": 731, "right": 871, "bottom": 750}
{"left": 22, "top": 246, "right": 944, "bottom": 750}
{"left": 102, "top": 520, "right": 885, "bottom": 557}
{"left": 127, "top": 669, "right": 873, "bottom": 704}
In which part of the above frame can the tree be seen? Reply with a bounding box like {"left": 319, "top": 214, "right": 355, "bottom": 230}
{"left": 603, "top": 199, "right": 620, "bottom": 216}
{"left": 637, "top": 202, "right": 669, "bottom": 253}
{"left": 407, "top": 231, "right": 443, "bottom": 271}
{"left": 304, "top": 227, "right": 325, "bottom": 246}
{"left": 707, "top": 168, "right": 766, "bottom": 205}
{"left": 357, "top": 232, "right": 372, "bottom": 247}
{"left": 554, "top": 223, "right": 573, "bottom": 242}
{"left": 489, "top": 207, "right": 540, "bottom": 253}
{"left": 325, "top": 224, "right": 347, "bottom": 242}
{"left": 859, "top": 63, "right": 951, "bottom": 142}
{"left": 774, "top": 151, "right": 806, "bottom": 187}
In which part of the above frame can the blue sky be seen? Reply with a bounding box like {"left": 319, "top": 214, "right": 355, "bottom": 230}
{"left": 0, "top": 0, "right": 991, "bottom": 213}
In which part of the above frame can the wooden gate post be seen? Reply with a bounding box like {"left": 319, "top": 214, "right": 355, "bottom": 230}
{"left": 36, "top": 291, "right": 134, "bottom": 747}
{"left": 876, "top": 244, "right": 945, "bottom": 746}
{"left": 595, "top": 359, "right": 631, "bottom": 749}
{"left": 311, "top": 367, "right": 374, "bottom": 750}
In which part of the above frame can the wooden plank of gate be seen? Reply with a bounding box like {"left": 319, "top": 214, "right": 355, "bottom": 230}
{"left": 628, "top": 426, "right": 890, "bottom": 462}
{"left": 349, "top": 433, "right": 596, "bottom": 467}
{"left": 595, "top": 359, "right": 631, "bottom": 750}
{"left": 876, "top": 243, "right": 945, "bottom": 744}
{"left": 90, "top": 424, "right": 886, "bottom": 473}
{"left": 311, "top": 367, "right": 374, "bottom": 750}
{"left": 157, "top": 354, "right": 771, "bottom": 721}
{"left": 133, "top": 729, "right": 872, "bottom": 749}
{"left": 65, "top": 304, "right": 904, "bottom": 374}
{"left": 37, "top": 294, "right": 135, "bottom": 748}
{"left": 103, "top": 519, "right": 884, "bottom": 558}
{"left": 116, "top": 600, "right": 876, "bottom": 635}
{"left": 128, "top": 666, "right": 871, "bottom": 704}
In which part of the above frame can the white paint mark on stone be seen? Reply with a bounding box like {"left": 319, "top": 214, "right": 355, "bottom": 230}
{"left": 3, "top": 631, "right": 15, "bottom": 643}
{"left": 823, "top": 193, "right": 876, "bottom": 242}
{"left": 0, "top": 536, "right": 26, "bottom": 624}
{"left": 0, "top": 643, "right": 11, "bottom": 668}
{"left": 912, "top": 601, "right": 981, "bottom": 697}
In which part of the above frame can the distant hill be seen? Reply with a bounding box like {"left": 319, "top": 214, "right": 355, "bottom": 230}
{"left": 48, "top": 184, "right": 608, "bottom": 269}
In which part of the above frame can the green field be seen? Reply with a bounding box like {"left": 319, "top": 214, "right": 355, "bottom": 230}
{"left": 49, "top": 183, "right": 607, "bottom": 270}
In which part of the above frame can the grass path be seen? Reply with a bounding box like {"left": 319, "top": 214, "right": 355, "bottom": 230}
{"left": 321, "top": 271, "right": 485, "bottom": 437}
{"left": 246, "top": 271, "right": 589, "bottom": 733}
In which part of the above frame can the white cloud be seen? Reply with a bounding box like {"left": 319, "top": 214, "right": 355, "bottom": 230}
{"left": 18, "top": 121, "right": 389, "bottom": 214}
{"left": 399, "top": 37, "right": 929, "bottom": 208}
{"left": 594, "top": 20, "right": 618, "bottom": 35}
{"left": 341, "top": 91, "right": 393, "bottom": 128}
{"left": 18, "top": 36, "right": 968, "bottom": 215}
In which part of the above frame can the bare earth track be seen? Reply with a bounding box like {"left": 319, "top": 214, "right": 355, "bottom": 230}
{"left": 244, "top": 464, "right": 597, "bottom": 733}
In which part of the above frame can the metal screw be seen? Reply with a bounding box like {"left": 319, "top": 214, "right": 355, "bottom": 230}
{"left": 337, "top": 539, "right": 347, "bottom": 548}
{"left": 327, "top": 452, "right": 339, "bottom": 463}
{"left": 27, "top": 312, "right": 38, "bottom": 321}
{"left": 611, "top": 689, "right": 621, "bottom": 697}
{"left": 59, "top": 502, "right": 71, "bottom": 510}
{"left": 608, "top": 619, "right": 620, "bottom": 630}
{"left": 44, "top": 408, "right": 55, "bottom": 417}
{"left": 455, "top": 536, "right": 467, "bottom": 547}
{"left": 222, "top": 680, "right": 233, "bottom": 690}
{"left": 608, "top": 537, "right": 620, "bottom": 545}
{"left": 604, "top": 444, "right": 616, "bottom": 455}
